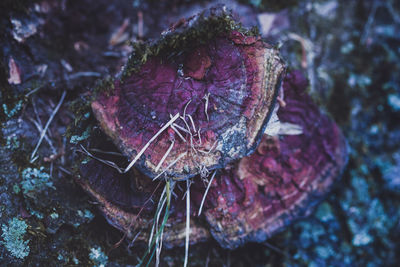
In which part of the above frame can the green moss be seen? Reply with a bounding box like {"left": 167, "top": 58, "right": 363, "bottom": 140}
{"left": 92, "top": 75, "right": 115, "bottom": 97}
{"left": 121, "top": 7, "right": 259, "bottom": 80}
{"left": 66, "top": 95, "right": 96, "bottom": 145}
{"left": 1, "top": 217, "right": 30, "bottom": 259}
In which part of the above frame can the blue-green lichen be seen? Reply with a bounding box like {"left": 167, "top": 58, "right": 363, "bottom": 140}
{"left": 77, "top": 209, "right": 94, "bottom": 220}
{"left": 5, "top": 135, "right": 20, "bottom": 150}
{"left": 89, "top": 246, "right": 108, "bottom": 267}
{"left": 1, "top": 218, "right": 30, "bottom": 259}
{"left": 388, "top": 94, "right": 400, "bottom": 111}
{"left": 20, "top": 167, "right": 54, "bottom": 198}
{"left": 70, "top": 127, "right": 91, "bottom": 144}
{"left": 2, "top": 100, "right": 23, "bottom": 118}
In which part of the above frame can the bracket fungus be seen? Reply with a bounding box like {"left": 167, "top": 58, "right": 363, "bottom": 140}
{"left": 76, "top": 7, "right": 347, "bottom": 254}
{"left": 191, "top": 70, "right": 348, "bottom": 249}
{"left": 91, "top": 8, "right": 285, "bottom": 180}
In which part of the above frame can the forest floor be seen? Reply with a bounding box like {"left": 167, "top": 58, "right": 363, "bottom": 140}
{"left": 1, "top": 0, "right": 400, "bottom": 266}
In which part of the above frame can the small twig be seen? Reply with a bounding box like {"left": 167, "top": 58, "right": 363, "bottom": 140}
{"left": 30, "top": 90, "right": 66, "bottom": 161}
{"left": 198, "top": 170, "right": 216, "bottom": 216}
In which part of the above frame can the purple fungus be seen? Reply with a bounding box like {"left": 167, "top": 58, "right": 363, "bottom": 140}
{"left": 77, "top": 7, "right": 347, "bottom": 253}
{"left": 78, "top": 152, "right": 210, "bottom": 247}
{"left": 91, "top": 8, "right": 285, "bottom": 180}
{"left": 191, "top": 70, "right": 348, "bottom": 249}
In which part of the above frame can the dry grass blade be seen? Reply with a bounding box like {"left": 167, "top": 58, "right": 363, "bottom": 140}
{"left": 170, "top": 124, "right": 186, "bottom": 142}
{"left": 124, "top": 113, "right": 180, "bottom": 173}
{"left": 187, "top": 114, "right": 196, "bottom": 133}
{"left": 183, "top": 100, "right": 191, "bottom": 118}
{"left": 197, "top": 127, "right": 202, "bottom": 145}
{"left": 172, "top": 122, "right": 191, "bottom": 134}
{"left": 30, "top": 90, "right": 66, "bottom": 161}
{"left": 198, "top": 170, "right": 217, "bottom": 216}
{"left": 203, "top": 93, "right": 210, "bottom": 122}
{"left": 139, "top": 180, "right": 173, "bottom": 267}
{"left": 88, "top": 148, "right": 124, "bottom": 156}
{"left": 184, "top": 179, "right": 191, "bottom": 267}
{"left": 155, "top": 140, "right": 175, "bottom": 172}
{"left": 78, "top": 145, "right": 125, "bottom": 173}
{"left": 153, "top": 152, "right": 187, "bottom": 180}
{"left": 149, "top": 186, "right": 167, "bottom": 248}
{"left": 28, "top": 117, "right": 56, "bottom": 154}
